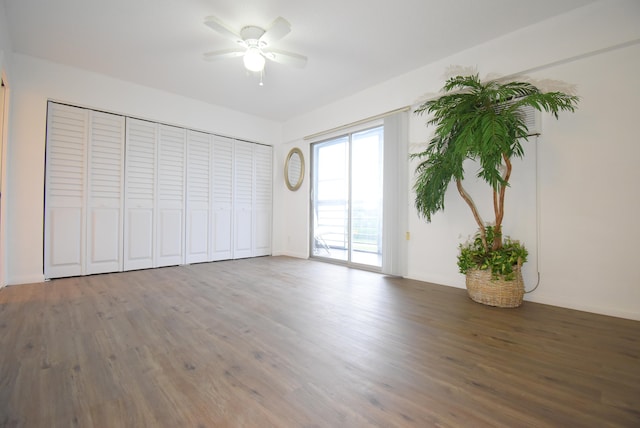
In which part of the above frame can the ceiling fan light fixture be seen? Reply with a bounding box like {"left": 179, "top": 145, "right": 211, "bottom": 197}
{"left": 243, "top": 47, "right": 265, "bottom": 72}
{"left": 204, "top": 16, "right": 307, "bottom": 74}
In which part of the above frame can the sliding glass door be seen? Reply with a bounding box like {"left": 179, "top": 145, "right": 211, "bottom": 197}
{"left": 310, "top": 126, "right": 383, "bottom": 268}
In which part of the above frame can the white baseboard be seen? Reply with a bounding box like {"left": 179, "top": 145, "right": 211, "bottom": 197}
{"left": 272, "top": 250, "right": 309, "bottom": 259}
{"left": 524, "top": 294, "right": 640, "bottom": 322}
{"left": 8, "top": 274, "right": 46, "bottom": 286}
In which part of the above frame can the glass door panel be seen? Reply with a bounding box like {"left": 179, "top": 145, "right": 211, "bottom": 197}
{"left": 351, "top": 128, "right": 383, "bottom": 267}
{"left": 311, "top": 126, "right": 383, "bottom": 268}
{"left": 312, "top": 137, "right": 349, "bottom": 261}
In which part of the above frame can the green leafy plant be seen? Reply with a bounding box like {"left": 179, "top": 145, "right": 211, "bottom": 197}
{"left": 457, "top": 226, "right": 528, "bottom": 280}
{"left": 412, "top": 74, "right": 578, "bottom": 278}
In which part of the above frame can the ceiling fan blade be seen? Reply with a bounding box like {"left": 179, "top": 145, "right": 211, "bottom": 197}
{"left": 260, "top": 17, "right": 291, "bottom": 46}
{"left": 203, "top": 48, "right": 245, "bottom": 61}
{"left": 263, "top": 49, "right": 307, "bottom": 68}
{"left": 204, "top": 16, "right": 242, "bottom": 43}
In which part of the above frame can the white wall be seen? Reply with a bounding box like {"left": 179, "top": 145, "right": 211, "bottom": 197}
{"left": 273, "top": 140, "right": 310, "bottom": 258}
{"left": 0, "top": 0, "right": 11, "bottom": 68}
{"left": 278, "top": 0, "right": 640, "bottom": 320}
{"left": 6, "top": 54, "right": 282, "bottom": 285}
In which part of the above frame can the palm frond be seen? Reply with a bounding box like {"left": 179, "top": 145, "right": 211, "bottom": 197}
{"left": 412, "top": 74, "right": 579, "bottom": 224}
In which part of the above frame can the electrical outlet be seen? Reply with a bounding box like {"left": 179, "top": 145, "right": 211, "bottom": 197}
{"left": 405, "top": 232, "right": 410, "bottom": 240}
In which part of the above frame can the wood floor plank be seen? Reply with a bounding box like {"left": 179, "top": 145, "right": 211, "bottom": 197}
{"left": 0, "top": 256, "right": 638, "bottom": 427}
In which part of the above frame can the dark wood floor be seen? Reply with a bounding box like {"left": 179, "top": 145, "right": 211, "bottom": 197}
{"left": 0, "top": 256, "right": 638, "bottom": 427}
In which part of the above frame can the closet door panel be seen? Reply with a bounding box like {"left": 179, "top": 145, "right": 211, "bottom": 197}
{"left": 211, "top": 137, "right": 234, "bottom": 261}
{"left": 49, "top": 207, "right": 83, "bottom": 267}
{"left": 234, "top": 208, "right": 252, "bottom": 256}
{"left": 124, "top": 119, "right": 157, "bottom": 271}
{"left": 44, "top": 103, "right": 88, "bottom": 279}
{"left": 186, "top": 131, "right": 211, "bottom": 263}
{"left": 127, "top": 209, "right": 154, "bottom": 260}
{"left": 156, "top": 125, "right": 186, "bottom": 267}
{"left": 212, "top": 209, "right": 232, "bottom": 257}
{"left": 253, "top": 144, "right": 272, "bottom": 256}
{"left": 187, "top": 210, "right": 209, "bottom": 260}
{"left": 158, "top": 210, "right": 182, "bottom": 259}
{"left": 233, "top": 141, "right": 253, "bottom": 259}
{"left": 86, "top": 111, "right": 125, "bottom": 274}
{"left": 89, "top": 209, "right": 120, "bottom": 263}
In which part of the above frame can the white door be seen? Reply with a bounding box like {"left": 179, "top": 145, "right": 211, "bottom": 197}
{"left": 44, "top": 103, "right": 272, "bottom": 277}
{"left": 185, "top": 130, "right": 211, "bottom": 264}
{"left": 155, "top": 125, "right": 186, "bottom": 267}
{"left": 253, "top": 144, "right": 272, "bottom": 257}
{"left": 211, "top": 136, "right": 234, "bottom": 261}
{"left": 124, "top": 118, "right": 157, "bottom": 271}
{"left": 233, "top": 141, "right": 253, "bottom": 259}
{"left": 86, "top": 111, "right": 125, "bottom": 274}
{"left": 44, "top": 103, "right": 88, "bottom": 278}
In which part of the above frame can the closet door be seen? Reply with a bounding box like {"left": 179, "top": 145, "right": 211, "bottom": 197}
{"left": 155, "top": 125, "right": 186, "bottom": 267}
{"left": 44, "top": 103, "right": 88, "bottom": 278}
{"left": 233, "top": 141, "right": 253, "bottom": 259}
{"left": 211, "top": 136, "right": 234, "bottom": 261}
{"left": 253, "top": 144, "right": 272, "bottom": 257}
{"left": 185, "top": 130, "right": 211, "bottom": 264}
{"left": 124, "top": 118, "right": 157, "bottom": 271}
{"left": 86, "top": 111, "right": 125, "bottom": 274}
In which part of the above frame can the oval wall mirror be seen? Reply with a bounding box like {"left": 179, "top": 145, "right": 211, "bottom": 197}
{"left": 284, "top": 147, "right": 305, "bottom": 191}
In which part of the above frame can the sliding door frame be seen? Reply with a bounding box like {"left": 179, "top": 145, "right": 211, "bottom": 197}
{"left": 309, "top": 124, "right": 384, "bottom": 271}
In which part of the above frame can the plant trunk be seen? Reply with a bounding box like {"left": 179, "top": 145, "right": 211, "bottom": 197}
{"left": 456, "top": 178, "right": 488, "bottom": 252}
{"left": 492, "top": 154, "right": 513, "bottom": 251}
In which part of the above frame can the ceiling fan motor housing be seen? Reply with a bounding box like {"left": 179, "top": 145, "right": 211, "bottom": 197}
{"left": 240, "top": 26, "right": 266, "bottom": 47}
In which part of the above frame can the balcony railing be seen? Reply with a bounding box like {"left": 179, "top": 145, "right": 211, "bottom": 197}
{"left": 313, "top": 199, "right": 381, "bottom": 254}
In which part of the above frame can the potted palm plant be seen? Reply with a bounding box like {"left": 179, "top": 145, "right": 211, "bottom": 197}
{"left": 412, "top": 74, "right": 579, "bottom": 307}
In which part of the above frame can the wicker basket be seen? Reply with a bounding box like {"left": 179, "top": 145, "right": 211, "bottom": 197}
{"left": 465, "top": 267, "right": 524, "bottom": 308}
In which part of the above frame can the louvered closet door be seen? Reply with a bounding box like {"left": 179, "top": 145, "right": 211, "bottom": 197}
{"left": 253, "top": 144, "right": 272, "bottom": 257}
{"left": 44, "top": 103, "right": 88, "bottom": 279}
{"left": 86, "top": 111, "right": 125, "bottom": 274}
{"left": 156, "top": 125, "right": 186, "bottom": 267}
{"left": 233, "top": 141, "right": 253, "bottom": 259}
{"left": 124, "top": 118, "right": 157, "bottom": 271}
{"left": 211, "top": 136, "right": 234, "bottom": 261}
{"left": 185, "top": 130, "right": 211, "bottom": 264}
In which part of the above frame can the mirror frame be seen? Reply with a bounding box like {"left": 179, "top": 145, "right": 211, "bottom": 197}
{"left": 284, "top": 147, "right": 305, "bottom": 191}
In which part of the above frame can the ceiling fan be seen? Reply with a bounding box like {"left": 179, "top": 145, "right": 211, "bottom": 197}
{"left": 203, "top": 15, "right": 307, "bottom": 80}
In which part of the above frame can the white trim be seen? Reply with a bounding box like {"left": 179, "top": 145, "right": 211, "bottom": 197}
{"left": 8, "top": 274, "right": 47, "bottom": 286}
{"left": 304, "top": 106, "right": 410, "bottom": 141}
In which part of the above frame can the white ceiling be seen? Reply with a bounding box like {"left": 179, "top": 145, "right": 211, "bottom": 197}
{"left": 4, "top": 0, "right": 596, "bottom": 122}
